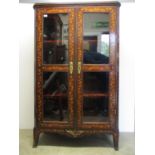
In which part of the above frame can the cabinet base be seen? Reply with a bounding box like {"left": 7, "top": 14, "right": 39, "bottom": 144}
{"left": 33, "top": 128, "right": 119, "bottom": 150}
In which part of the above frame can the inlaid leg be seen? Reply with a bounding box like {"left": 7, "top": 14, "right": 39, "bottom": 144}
{"left": 33, "top": 128, "right": 40, "bottom": 148}
{"left": 113, "top": 132, "right": 119, "bottom": 151}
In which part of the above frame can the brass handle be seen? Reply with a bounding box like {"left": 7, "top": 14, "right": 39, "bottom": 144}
{"left": 69, "top": 61, "right": 73, "bottom": 74}
{"left": 78, "top": 61, "right": 81, "bottom": 74}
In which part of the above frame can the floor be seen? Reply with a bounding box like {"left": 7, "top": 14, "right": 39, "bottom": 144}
{"left": 19, "top": 130, "right": 134, "bottom": 155}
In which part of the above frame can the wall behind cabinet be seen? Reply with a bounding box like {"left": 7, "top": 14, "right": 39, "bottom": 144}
{"left": 19, "top": 3, "right": 135, "bottom": 132}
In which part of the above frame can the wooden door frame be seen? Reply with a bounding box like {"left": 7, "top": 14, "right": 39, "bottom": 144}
{"left": 76, "top": 6, "right": 118, "bottom": 130}
{"left": 35, "top": 7, "right": 75, "bottom": 129}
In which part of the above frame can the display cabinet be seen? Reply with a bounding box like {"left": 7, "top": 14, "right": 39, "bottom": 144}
{"left": 33, "top": 2, "right": 120, "bottom": 150}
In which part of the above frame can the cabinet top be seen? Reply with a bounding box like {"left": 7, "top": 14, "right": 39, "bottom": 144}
{"left": 34, "top": 2, "right": 121, "bottom": 9}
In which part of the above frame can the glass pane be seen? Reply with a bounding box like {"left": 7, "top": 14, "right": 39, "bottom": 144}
{"left": 83, "top": 72, "right": 109, "bottom": 93}
{"left": 43, "top": 72, "right": 68, "bottom": 121}
{"left": 83, "top": 13, "right": 110, "bottom": 64}
{"left": 43, "top": 14, "right": 69, "bottom": 64}
{"left": 83, "top": 97, "right": 109, "bottom": 122}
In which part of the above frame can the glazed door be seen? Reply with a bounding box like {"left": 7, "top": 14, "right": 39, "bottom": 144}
{"left": 35, "top": 8, "right": 75, "bottom": 129}
{"left": 77, "top": 6, "right": 118, "bottom": 129}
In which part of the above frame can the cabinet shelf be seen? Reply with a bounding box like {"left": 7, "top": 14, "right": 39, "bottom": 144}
{"left": 44, "top": 40, "right": 68, "bottom": 43}
{"left": 83, "top": 92, "right": 108, "bottom": 97}
{"left": 44, "top": 93, "right": 67, "bottom": 98}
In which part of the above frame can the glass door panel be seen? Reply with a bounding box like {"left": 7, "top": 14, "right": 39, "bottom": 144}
{"left": 43, "top": 72, "right": 68, "bottom": 121}
{"left": 83, "top": 97, "right": 109, "bottom": 122}
{"left": 83, "top": 72, "right": 109, "bottom": 93}
{"left": 83, "top": 71, "right": 109, "bottom": 123}
{"left": 83, "top": 13, "right": 110, "bottom": 64}
{"left": 43, "top": 13, "right": 69, "bottom": 64}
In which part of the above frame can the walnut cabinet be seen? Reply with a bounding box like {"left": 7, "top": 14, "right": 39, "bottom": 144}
{"left": 33, "top": 2, "right": 120, "bottom": 150}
